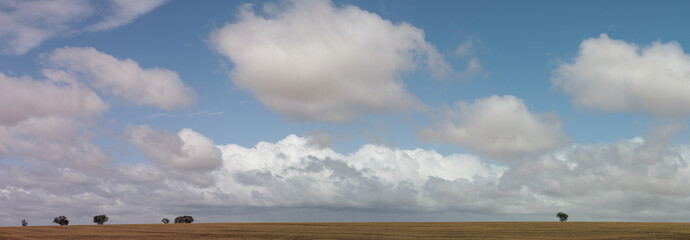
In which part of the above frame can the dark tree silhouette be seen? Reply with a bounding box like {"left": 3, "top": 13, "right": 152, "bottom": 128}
{"left": 93, "top": 215, "right": 109, "bottom": 225}
{"left": 174, "top": 216, "right": 194, "bottom": 223}
{"left": 162, "top": 218, "right": 170, "bottom": 224}
{"left": 557, "top": 212, "right": 568, "bottom": 222}
{"left": 21, "top": 219, "right": 27, "bottom": 226}
{"left": 53, "top": 216, "right": 69, "bottom": 226}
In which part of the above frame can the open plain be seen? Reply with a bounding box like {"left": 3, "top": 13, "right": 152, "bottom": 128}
{"left": 2, "top": 222, "right": 690, "bottom": 240}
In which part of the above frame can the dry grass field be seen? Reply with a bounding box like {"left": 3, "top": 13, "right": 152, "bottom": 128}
{"left": 2, "top": 222, "right": 690, "bottom": 239}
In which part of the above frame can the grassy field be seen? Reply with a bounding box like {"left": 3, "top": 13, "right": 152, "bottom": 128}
{"left": 2, "top": 222, "right": 690, "bottom": 239}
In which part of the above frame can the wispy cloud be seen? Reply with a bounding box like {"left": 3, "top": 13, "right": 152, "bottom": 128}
{"left": 192, "top": 111, "right": 224, "bottom": 117}
{"left": 143, "top": 113, "right": 174, "bottom": 119}
{"left": 0, "top": 0, "right": 166, "bottom": 55}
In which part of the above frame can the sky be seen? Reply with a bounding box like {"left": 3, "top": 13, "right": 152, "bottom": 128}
{"left": 2, "top": 0, "right": 690, "bottom": 226}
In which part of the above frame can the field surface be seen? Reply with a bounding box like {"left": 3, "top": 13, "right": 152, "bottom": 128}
{"left": 2, "top": 222, "right": 690, "bottom": 239}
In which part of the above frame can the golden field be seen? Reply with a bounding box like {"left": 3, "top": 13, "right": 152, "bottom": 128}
{"left": 2, "top": 222, "right": 690, "bottom": 239}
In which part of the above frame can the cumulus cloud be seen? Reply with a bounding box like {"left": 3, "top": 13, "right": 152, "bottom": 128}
{"left": 553, "top": 34, "right": 690, "bottom": 117}
{"left": 0, "top": 117, "right": 112, "bottom": 170}
{"left": 44, "top": 47, "right": 197, "bottom": 110}
{"left": 0, "top": 44, "right": 196, "bottom": 177}
{"left": 419, "top": 95, "right": 567, "bottom": 158}
{"left": 210, "top": 0, "right": 454, "bottom": 122}
{"left": 0, "top": 71, "right": 110, "bottom": 170}
{"left": 216, "top": 135, "right": 505, "bottom": 210}
{"left": 0, "top": 0, "right": 166, "bottom": 55}
{"left": 0, "top": 73, "right": 107, "bottom": 126}
{"left": 124, "top": 125, "right": 222, "bottom": 171}
{"left": 0, "top": 35, "right": 192, "bottom": 187}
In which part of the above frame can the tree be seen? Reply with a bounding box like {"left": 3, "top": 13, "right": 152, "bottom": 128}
{"left": 93, "top": 215, "right": 108, "bottom": 225}
{"left": 53, "top": 216, "right": 69, "bottom": 226}
{"left": 21, "top": 219, "right": 27, "bottom": 226}
{"left": 162, "top": 218, "right": 170, "bottom": 224}
{"left": 556, "top": 212, "right": 568, "bottom": 222}
{"left": 174, "top": 216, "right": 194, "bottom": 223}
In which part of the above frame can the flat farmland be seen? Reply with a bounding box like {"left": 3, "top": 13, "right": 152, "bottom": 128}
{"left": 2, "top": 222, "right": 690, "bottom": 239}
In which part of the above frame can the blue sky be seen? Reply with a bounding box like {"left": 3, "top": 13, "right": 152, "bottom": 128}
{"left": 2, "top": 0, "right": 690, "bottom": 226}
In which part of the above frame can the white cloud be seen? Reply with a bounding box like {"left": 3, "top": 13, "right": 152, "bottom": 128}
{"left": 0, "top": 69, "right": 111, "bottom": 170}
{"left": 419, "top": 95, "right": 567, "bottom": 158}
{"left": 216, "top": 135, "right": 505, "bottom": 209}
{"left": 553, "top": 34, "right": 690, "bottom": 117}
{"left": 44, "top": 47, "right": 197, "bottom": 110}
{"left": 0, "top": 44, "right": 196, "bottom": 177}
{"left": 0, "top": 72, "right": 107, "bottom": 126}
{"left": 210, "top": 0, "right": 453, "bottom": 123}
{"left": 0, "top": 0, "right": 166, "bottom": 55}
{"left": 124, "top": 125, "right": 222, "bottom": 171}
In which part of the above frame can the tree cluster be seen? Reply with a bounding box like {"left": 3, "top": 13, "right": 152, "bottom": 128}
{"left": 174, "top": 216, "right": 194, "bottom": 224}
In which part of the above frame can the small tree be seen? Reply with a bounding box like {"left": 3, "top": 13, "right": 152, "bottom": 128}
{"left": 93, "top": 215, "right": 108, "bottom": 225}
{"left": 174, "top": 216, "right": 194, "bottom": 224}
{"left": 556, "top": 212, "right": 568, "bottom": 222}
{"left": 21, "top": 219, "right": 27, "bottom": 226}
{"left": 162, "top": 218, "right": 170, "bottom": 224}
{"left": 53, "top": 216, "right": 69, "bottom": 226}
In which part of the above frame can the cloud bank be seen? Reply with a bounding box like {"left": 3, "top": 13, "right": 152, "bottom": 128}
{"left": 210, "top": 0, "right": 453, "bottom": 122}
{"left": 553, "top": 34, "right": 690, "bottom": 117}
{"left": 3, "top": 133, "right": 690, "bottom": 226}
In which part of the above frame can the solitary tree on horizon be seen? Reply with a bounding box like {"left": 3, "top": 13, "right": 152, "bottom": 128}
{"left": 21, "top": 219, "right": 27, "bottom": 226}
{"left": 556, "top": 212, "right": 568, "bottom": 222}
{"left": 93, "top": 215, "right": 109, "bottom": 225}
{"left": 162, "top": 218, "right": 170, "bottom": 224}
{"left": 53, "top": 216, "right": 69, "bottom": 226}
